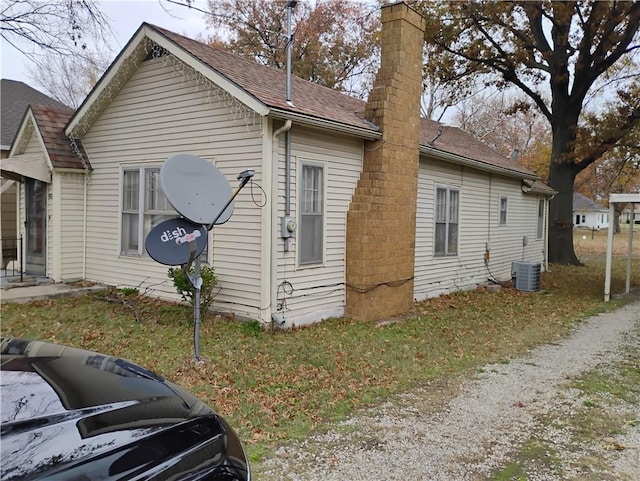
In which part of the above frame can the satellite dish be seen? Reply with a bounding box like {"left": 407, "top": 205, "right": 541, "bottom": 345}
{"left": 145, "top": 217, "right": 208, "bottom": 266}
{"left": 161, "top": 154, "right": 234, "bottom": 225}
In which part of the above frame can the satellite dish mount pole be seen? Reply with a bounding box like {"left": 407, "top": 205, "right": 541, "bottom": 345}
{"left": 191, "top": 169, "right": 255, "bottom": 362}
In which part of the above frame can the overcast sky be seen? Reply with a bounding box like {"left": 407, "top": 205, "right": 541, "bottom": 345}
{"left": 1, "top": 0, "right": 211, "bottom": 84}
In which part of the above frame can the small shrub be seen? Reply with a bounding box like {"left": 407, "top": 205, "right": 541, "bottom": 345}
{"left": 240, "top": 319, "right": 264, "bottom": 336}
{"left": 168, "top": 265, "right": 218, "bottom": 319}
{"left": 120, "top": 287, "right": 140, "bottom": 297}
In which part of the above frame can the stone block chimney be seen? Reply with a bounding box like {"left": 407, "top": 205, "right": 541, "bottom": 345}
{"left": 345, "top": 2, "right": 425, "bottom": 321}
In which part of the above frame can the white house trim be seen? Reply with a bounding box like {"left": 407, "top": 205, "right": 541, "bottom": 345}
{"left": 604, "top": 193, "right": 640, "bottom": 301}
{"left": 269, "top": 108, "right": 381, "bottom": 141}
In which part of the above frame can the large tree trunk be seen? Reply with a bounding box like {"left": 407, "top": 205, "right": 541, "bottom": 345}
{"left": 547, "top": 114, "right": 583, "bottom": 265}
{"left": 614, "top": 206, "right": 623, "bottom": 234}
{"left": 548, "top": 161, "right": 580, "bottom": 264}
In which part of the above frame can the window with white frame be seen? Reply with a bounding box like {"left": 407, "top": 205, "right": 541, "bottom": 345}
{"left": 499, "top": 196, "right": 508, "bottom": 225}
{"left": 537, "top": 199, "right": 544, "bottom": 239}
{"left": 299, "top": 162, "right": 324, "bottom": 265}
{"left": 435, "top": 186, "right": 459, "bottom": 256}
{"left": 121, "top": 166, "right": 176, "bottom": 256}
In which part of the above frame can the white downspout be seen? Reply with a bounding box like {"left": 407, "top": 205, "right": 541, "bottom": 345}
{"left": 83, "top": 173, "right": 88, "bottom": 279}
{"left": 271, "top": 120, "right": 292, "bottom": 323}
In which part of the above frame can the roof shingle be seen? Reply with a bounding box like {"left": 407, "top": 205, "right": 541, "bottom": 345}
{"left": 1, "top": 79, "right": 69, "bottom": 149}
{"left": 30, "top": 104, "right": 89, "bottom": 170}
{"left": 151, "top": 24, "right": 538, "bottom": 180}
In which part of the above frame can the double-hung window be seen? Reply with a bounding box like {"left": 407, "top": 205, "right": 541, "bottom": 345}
{"left": 499, "top": 196, "right": 508, "bottom": 225}
{"left": 121, "top": 167, "right": 175, "bottom": 256}
{"left": 435, "top": 186, "right": 459, "bottom": 256}
{"left": 299, "top": 163, "right": 324, "bottom": 265}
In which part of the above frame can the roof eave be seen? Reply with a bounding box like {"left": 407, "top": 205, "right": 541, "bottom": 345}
{"left": 269, "top": 108, "right": 381, "bottom": 140}
{"left": 420, "top": 145, "right": 538, "bottom": 181}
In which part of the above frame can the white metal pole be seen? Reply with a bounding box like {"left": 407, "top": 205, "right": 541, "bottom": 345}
{"left": 626, "top": 206, "right": 635, "bottom": 294}
{"left": 604, "top": 201, "right": 615, "bottom": 302}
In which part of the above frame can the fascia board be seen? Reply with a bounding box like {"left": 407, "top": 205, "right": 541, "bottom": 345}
{"left": 420, "top": 145, "right": 538, "bottom": 181}
{"left": 269, "top": 108, "right": 381, "bottom": 140}
{"left": 609, "top": 193, "right": 640, "bottom": 204}
{"left": 11, "top": 110, "right": 55, "bottom": 172}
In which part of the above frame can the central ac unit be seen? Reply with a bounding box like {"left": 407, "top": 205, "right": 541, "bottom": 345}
{"left": 511, "top": 261, "right": 541, "bottom": 292}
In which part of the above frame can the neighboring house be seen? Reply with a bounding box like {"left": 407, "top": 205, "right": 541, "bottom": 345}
{"left": 3, "top": 3, "right": 555, "bottom": 325}
{"left": 2, "top": 103, "right": 89, "bottom": 277}
{"left": 1, "top": 79, "right": 70, "bottom": 271}
{"left": 620, "top": 203, "right": 640, "bottom": 224}
{"left": 573, "top": 193, "right": 609, "bottom": 230}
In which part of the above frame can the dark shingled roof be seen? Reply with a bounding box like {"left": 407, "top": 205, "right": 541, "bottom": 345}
{"left": 419, "top": 119, "right": 536, "bottom": 177}
{"left": 1, "top": 79, "right": 69, "bottom": 150}
{"left": 151, "top": 24, "right": 375, "bottom": 133}
{"left": 150, "top": 24, "right": 538, "bottom": 180}
{"left": 30, "top": 104, "right": 89, "bottom": 170}
{"left": 573, "top": 192, "right": 605, "bottom": 211}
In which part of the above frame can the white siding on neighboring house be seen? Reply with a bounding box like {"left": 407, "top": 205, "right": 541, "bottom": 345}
{"left": 80, "top": 56, "right": 264, "bottom": 316}
{"left": 574, "top": 210, "right": 608, "bottom": 230}
{"left": 22, "top": 130, "right": 42, "bottom": 156}
{"left": 53, "top": 172, "right": 86, "bottom": 281}
{"left": 274, "top": 127, "right": 363, "bottom": 325}
{"left": 414, "top": 157, "right": 545, "bottom": 301}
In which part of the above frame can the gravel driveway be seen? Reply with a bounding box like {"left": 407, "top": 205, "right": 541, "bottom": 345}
{"left": 255, "top": 300, "right": 640, "bottom": 481}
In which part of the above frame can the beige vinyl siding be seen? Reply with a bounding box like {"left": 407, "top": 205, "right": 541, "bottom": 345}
{"left": 488, "top": 176, "right": 545, "bottom": 274}
{"left": 414, "top": 157, "right": 545, "bottom": 301}
{"left": 81, "top": 57, "right": 264, "bottom": 317}
{"left": 55, "top": 172, "right": 86, "bottom": 281}
{"left": 23, "top": 132, "right": 42, "bottom": 155}
{"left": 274, "top": 127, "right": 363, "bottom": 325}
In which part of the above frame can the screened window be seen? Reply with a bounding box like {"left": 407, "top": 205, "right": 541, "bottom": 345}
{"left": 537, "top": 199, "right": 544, "bottom": 239}
{"left": 299, "top": 163, "right": 324, "bottom": 265}
{"left": 121, "top": 167, "right": 175, "bottom": 256}
{"left": 435, "top": 187, "right": 459, "bottom": 256}
{"left": 499, "top": 196, "right": 508, "bottom": 225}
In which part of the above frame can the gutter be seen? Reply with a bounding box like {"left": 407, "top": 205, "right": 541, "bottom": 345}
{"left": 269, "top": 108, "right": 381, "bottom": 140}
{"left": 420, "top": 145, "right": 539, "bottom": 181}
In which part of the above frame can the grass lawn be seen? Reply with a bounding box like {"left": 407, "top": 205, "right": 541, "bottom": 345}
{"left": 1, "top": 232, "right": 639, "bottom": 463}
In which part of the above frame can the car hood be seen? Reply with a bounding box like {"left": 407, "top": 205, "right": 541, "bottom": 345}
{"left": 1, "top": 338, "right": 249, "bottom": 480}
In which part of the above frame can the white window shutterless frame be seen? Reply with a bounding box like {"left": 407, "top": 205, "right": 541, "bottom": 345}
{"left": 435, "top": 186, "right": 459, "bottom": 256}
{"left": 298, "top": 162, "right": 324, "bottom": 266}
{"left": 121, "top": 167, "right": 176, "bottom": 256}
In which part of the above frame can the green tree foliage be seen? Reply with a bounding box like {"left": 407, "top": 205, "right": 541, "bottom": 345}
{"left": 419, "top": 0, "right": 640, "bottom": 264}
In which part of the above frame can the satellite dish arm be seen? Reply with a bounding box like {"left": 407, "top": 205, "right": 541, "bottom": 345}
{"left": 207, "top": 169, "right": 255, "bottom": 230}
{"left": 181, "top": 239, "right": 199, "bottom": 289}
